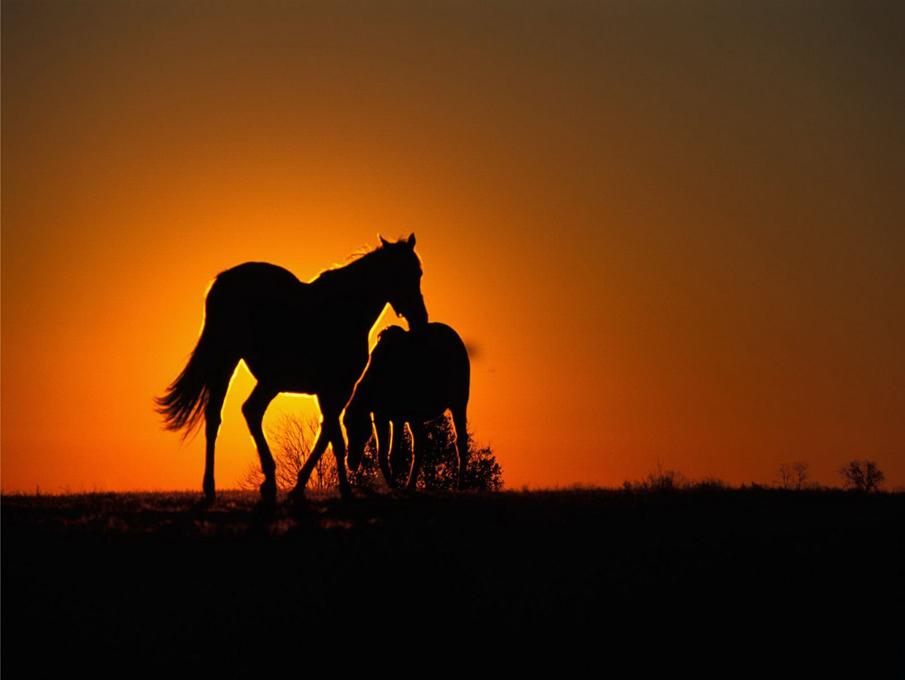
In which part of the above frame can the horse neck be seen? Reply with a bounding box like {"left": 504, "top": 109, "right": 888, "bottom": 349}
{"left": 314, "top": 254, "right": 389, "bottom": 333}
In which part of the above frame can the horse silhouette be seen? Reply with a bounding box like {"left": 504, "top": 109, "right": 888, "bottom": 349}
{"left": 344, "top": 322, "right": 470, "bottom": 489}
{"left": 155, "top": 234, "right": 427, "bottom": 502}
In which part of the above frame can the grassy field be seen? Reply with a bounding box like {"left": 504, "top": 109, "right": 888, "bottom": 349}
{"left": 3, "top": 487, "right": 903, "bottom": 674}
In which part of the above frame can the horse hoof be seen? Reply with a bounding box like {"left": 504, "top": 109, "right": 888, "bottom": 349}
{"left": 259, "top": 480, "right": 277, "bottom": 503}
{"left": 194, "top": 494, "right": 214, "bottom": 511}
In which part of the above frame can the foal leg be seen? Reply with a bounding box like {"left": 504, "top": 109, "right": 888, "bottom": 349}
{"left": 374, "top": 417, "right": 395, "bottom": 488}
{"left": 452, "top": 406, "right": 470, "bottom": 490}
{"left": 389, "top": 420, "right": 406, "bottom": 484}
{"left": 406, "top": 421, "right": 427, "bottom": 490}
{"left": 242, "top": 383, "right": 279, "bottom": 503}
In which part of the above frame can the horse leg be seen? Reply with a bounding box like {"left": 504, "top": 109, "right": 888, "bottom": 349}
{"left": 452, "top": 406, "right": 469, "bottom": 490}
{"left": 406, "top": 421, "right": 426, "bottom": 490}
{"left": 291, "top": 420, "right": 330, "bottom": 498}
{"left": 241, "top": 383, "right": 279, "bottom": 503}
{"left": 202, "top": 368, "right": 235, "bottom": 503}
{"left": 374, "top": 417, "right": 395, "bottom": 488}
{"left": 323, "top": 407, "right": 353, "bottom": 500}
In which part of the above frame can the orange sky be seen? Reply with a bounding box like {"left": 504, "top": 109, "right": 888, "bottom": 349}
{"left": 3, "top": 0, "right": 904, "bottom": 492}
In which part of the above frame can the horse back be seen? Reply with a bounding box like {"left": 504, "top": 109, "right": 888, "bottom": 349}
{"left": 198, "top": 261, "right": 406, "bottom": 398}
{"left": 209, "top": 262, "right": 306, "bottom": 306}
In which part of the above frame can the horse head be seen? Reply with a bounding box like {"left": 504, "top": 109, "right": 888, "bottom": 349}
{"left": 377, "top": 233, "right": 428, "bottom": 330}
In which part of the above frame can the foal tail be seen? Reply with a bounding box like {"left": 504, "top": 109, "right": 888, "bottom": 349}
{"left": 154, "top": 324, "right": 220, "bottom": 439}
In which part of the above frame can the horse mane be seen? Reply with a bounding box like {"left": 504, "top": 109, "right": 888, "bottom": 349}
{"left": 309, "top": 243, "right": 386, "bottom": 291}
{"left": 309, "top": 237, "right": 418, "bottom": 296}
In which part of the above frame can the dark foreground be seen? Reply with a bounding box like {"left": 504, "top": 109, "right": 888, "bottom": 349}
{"left": 3, "top": 488, "right": 903, "bottom": 675}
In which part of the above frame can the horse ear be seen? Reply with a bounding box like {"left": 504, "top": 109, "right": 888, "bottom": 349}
{"left": 407, "top": 233, "right": 416, "bottom": 248}
{"left": 379, "top": 234, "right": 390, "bottom": 247}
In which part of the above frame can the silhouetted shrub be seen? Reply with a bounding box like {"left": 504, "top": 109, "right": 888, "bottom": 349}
{"left": 623, "top": 466, "right": 689, "bottom": 493}
{"left": 839, "top": 460, "right": 885, "bottom": 492}
{"left": 387, "top": 416, "right": 503, "bottom": 491}
{"left": 693, "top": 477, "right": 728, "bottom": 492}
{"left": 623, "top": 468, "right": 733, "bottom": 493}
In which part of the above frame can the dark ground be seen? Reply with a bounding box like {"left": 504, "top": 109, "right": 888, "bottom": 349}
{"left": 3, "top": 488, "right": 903, "bottom": 675}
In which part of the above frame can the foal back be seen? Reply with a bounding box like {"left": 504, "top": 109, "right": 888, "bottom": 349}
{"left": 376, "top": 322, "right": 470, "bottom": 421}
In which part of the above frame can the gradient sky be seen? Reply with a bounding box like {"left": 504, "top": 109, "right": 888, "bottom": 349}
{"left": 3, "top": 0, "right": 904, "bottom": 492}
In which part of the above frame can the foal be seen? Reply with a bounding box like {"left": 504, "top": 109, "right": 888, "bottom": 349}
{"left": 344, "top": 323, "right": 470, "bottom": 489}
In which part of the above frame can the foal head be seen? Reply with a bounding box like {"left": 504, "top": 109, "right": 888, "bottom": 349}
{"left": 376, "top": 233, "right": 428, "bottom": 330}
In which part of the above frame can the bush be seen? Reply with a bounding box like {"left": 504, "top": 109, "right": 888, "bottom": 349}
{"left": 623, "top": 465, "right": 688, "bottom": 493}
{"left": 384, "top": 415, "right": 504, "bottom": 491}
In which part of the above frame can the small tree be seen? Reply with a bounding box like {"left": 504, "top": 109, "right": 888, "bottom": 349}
{"left": 839, "top": 460, "right": 885, "bottom": 492}
{"left": 778, "top": 462, "right": 809, "bottom": 490}
{"left": 239, "top": 415, "right": 341, "bottom": 494}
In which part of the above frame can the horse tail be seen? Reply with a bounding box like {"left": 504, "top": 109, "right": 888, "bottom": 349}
{"left": 154, "top": 323, "right": 220, "bottom": 439}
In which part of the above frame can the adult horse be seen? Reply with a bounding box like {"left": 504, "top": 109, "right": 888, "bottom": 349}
{"left": 155, "top": 234, "right": 427, "bottom": 503}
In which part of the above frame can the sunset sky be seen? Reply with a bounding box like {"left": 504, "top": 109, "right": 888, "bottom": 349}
{"left": 3, "top": 0, "right": 904, "bottom": 493}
